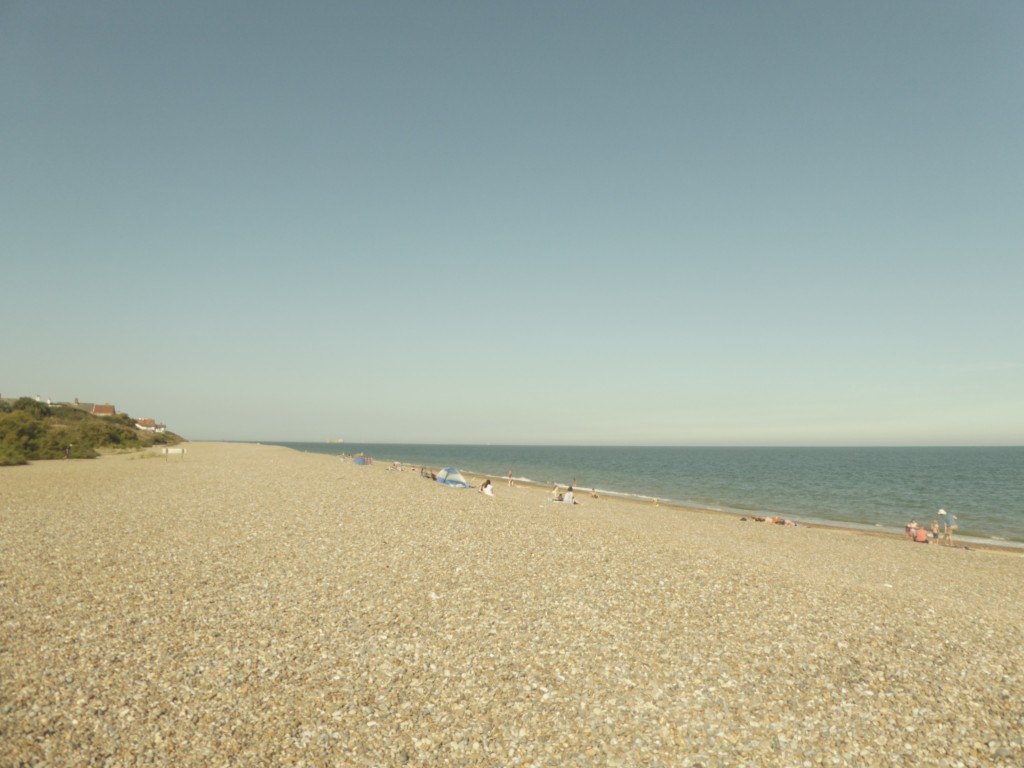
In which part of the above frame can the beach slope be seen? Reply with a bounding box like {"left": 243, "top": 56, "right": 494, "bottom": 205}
{"left": 1, "top": 442, "right": 1021, "bottom": 766}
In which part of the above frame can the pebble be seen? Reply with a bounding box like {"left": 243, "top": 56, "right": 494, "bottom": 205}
{"left": 1, "top": 442, "right": 1022, "bottom": 766}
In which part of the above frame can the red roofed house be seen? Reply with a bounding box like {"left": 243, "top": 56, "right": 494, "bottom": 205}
{"left": 92, "top": 404, "right": 116, "bottom": 417}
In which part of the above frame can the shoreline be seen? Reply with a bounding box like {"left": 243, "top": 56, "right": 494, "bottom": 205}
{"left": 489, "top": 473, "right": 1024, "bottom": 557}
{"left": 342, "top": 449, "right": 1024, "bottom": 557}
{"left": 297, "top": 442, "right": 1023, "bottom": 550}
{"left": 4, "top": 441, "right": 1022, "bottom": 766}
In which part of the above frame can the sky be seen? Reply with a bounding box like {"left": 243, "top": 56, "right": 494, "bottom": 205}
{"left": 2, "top": 1, "right": 1022, "bottom": 445}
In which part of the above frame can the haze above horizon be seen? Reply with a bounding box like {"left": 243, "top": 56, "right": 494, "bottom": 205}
{"left": 3, "top": 2, "right": 1022, "bottom": 446}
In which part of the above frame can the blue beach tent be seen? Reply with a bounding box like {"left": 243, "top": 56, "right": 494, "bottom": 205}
{"left": 436, "top": 467, "right": 470, "bottom": 488}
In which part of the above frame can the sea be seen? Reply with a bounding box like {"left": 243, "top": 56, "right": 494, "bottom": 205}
{"left": 270, "top": 443, "right": 1024, "bottom": 548}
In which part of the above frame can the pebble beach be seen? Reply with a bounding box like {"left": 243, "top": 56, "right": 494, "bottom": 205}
{"left": 2, "top": 441, "right": 1022, "bottom": 767}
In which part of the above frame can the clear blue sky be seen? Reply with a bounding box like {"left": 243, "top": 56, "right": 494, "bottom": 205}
{"left": 3, "top": 1, "right": 1022, "bottom": 445}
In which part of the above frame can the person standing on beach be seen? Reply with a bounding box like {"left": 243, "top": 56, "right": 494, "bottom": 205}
{"left": 942, "top": 510, "right": 959, "bottom": 546}
{"left": 507, "top": 470, "right": 513, "bottom": 486}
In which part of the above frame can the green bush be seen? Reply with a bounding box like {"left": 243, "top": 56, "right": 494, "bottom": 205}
{"left": 11, "top": 397, "right": 52, "bottom": 419}
{"left": 0, "top": 446, "right": 28, "bottom": 466}
{"left": 0, "top": 411, "right": 47, "bottom": 457}
{"left": 50, "top": 405, "right": 90, "bottom": 422}
{"left": 0, "top": 402, "right": 182, "bottom": 465}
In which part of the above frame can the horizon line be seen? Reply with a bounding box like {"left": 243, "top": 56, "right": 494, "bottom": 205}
{"left": 217, "top": 439, "right": 1024, "bottom": 449}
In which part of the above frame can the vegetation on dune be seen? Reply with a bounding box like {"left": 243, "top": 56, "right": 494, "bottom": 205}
{"left": 0, "top": 398, "right": 184, "bottom": 466}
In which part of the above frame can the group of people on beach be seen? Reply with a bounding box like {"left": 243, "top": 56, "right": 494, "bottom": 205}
{"left": 906, "top": 509, "right": 958, "bottom": 545}
{"left": 476, "top": 474, "right": 597, "bottom": 506}
{"left": 551, "top": 485, "right": 578, "bottom": 504}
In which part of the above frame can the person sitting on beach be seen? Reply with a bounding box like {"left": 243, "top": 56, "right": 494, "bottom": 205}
{"left": 590, "top": 488, "right": 599, "bottom": 498}
{"left": 914, "top": 525, "right": 929, "bottom": 543}
{"left": 564, "top": 487, "right": 576, "bottom": 505}
{"left": 480, "top": 479, "right": 494, "bottom": 497}
{"left": 552, "top": 485, "right": 563, "bottom": 502}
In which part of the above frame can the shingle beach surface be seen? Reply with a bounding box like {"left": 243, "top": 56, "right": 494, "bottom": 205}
{"left": 2, "top": 442, "right": 1022, "bottom": 767}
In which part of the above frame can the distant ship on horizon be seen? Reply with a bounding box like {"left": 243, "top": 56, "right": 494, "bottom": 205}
{"left": 326, "top": 438, "right": 344, "bottom": 444}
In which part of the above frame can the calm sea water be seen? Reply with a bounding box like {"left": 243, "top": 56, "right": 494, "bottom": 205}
{"left": 272, "top": 444, "right": 1024, "bottom": 547}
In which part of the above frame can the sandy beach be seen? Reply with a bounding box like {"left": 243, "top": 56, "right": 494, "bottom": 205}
{"left": 2, "top": 442, "right": 1021, "bottom": 767}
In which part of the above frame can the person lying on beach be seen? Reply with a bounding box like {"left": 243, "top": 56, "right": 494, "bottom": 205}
{"left": 752, "top": 515, "right": 796, "bottom": 526}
